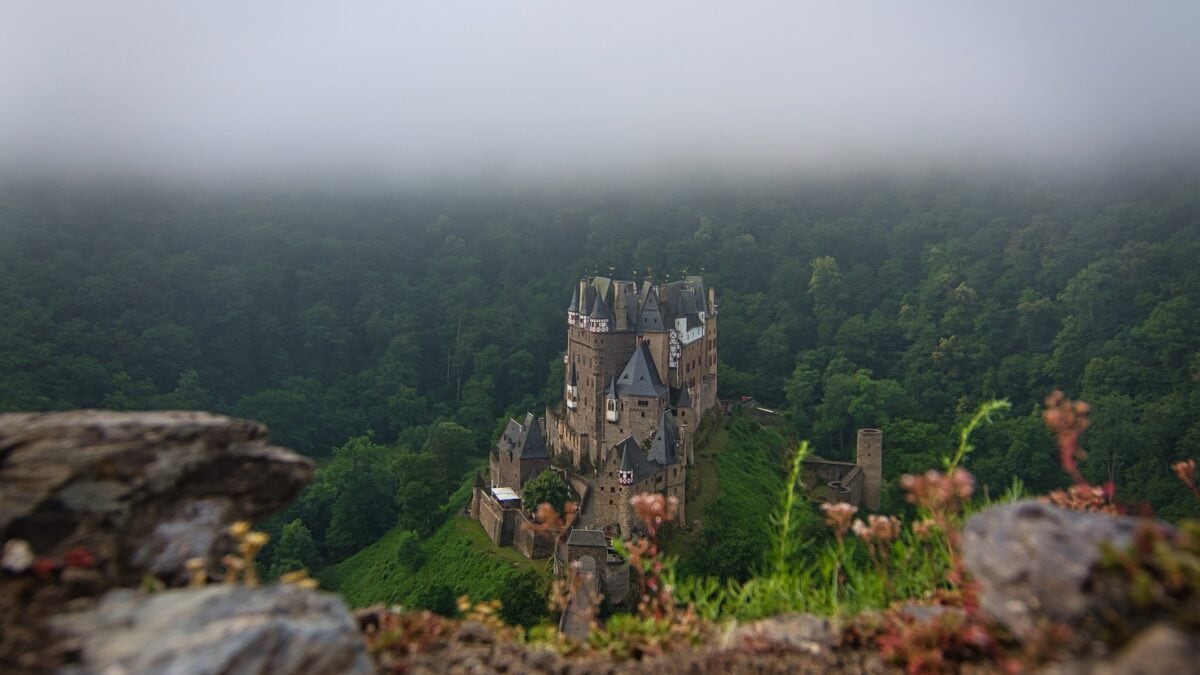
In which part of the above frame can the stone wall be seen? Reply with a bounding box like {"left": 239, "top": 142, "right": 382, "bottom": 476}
{"left": 514, "top": 512, "right": 554, "bottom": 559}
{"left": 477, "top": 492, "right": 515, "bottom": 547}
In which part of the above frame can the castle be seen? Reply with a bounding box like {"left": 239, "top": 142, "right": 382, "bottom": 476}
{"left": 471, "top": 275, "right": 719, "bottom": 599}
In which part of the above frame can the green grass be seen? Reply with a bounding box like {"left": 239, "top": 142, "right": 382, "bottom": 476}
{"left": 324, "top": 473, "right": 550, "bottom": 609}
{"left": 664, "top": 413, "right": 812, "bottom": 580}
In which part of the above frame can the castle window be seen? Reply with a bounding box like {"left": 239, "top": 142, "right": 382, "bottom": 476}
{"left": 637, "top": 400, "right": 648, "bottom": 407}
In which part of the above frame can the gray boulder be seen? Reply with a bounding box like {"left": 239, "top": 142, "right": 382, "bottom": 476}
{"left": 961, "top": 500, "right": 1168, "bottom": 640}
{"left": 0, "top": 410, "right": 313, "bottom": 585}
{"left": 52, "top": 584, "right": 373, "bottom": 675}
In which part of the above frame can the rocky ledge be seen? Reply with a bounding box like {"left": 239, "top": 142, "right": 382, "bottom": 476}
{"left": 2, "top": 410, "right": 1196, "bottom": 673}
{"left": 0, "top": 410, "right": 362, "bottom": 671}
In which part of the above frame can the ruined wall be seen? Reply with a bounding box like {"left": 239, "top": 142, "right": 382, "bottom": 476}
{"left": 803, "top": 458, "right": 858, "bottom": 484}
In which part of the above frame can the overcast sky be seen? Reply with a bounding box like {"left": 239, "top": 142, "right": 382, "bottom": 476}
{"left": 2, "top": 1, "right": 1198, "bottom": 185}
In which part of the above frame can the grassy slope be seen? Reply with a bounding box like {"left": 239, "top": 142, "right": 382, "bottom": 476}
{"left": 665, "top": 413, "right": 794, "bottom": 573}
{"left": 325, "top": 470, "right": 551, "bottom": 608}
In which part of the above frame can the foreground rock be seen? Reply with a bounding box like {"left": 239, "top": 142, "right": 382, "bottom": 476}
{"left": 0, "top": 410, "right": 313, "bottom": 585}
{"left": 52, "top": 584, "right": 373, "bottom": 675}
{"left": 961, "top": 500, "right": 1172, "bottom": 642}
{"left": 392, "top": 614, "right": 886, "bottom": 675}
{"left": 0, "top": 410, "right": 314, "bottom": 669}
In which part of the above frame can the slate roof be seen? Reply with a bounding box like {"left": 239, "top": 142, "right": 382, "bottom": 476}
{"left": 648, "top": 411, "right": 681, "bottom": 466}
{"left": 570, "top": 275, "right": 709, "bottom": 334}
{"left": 498, "top": 413, "right": 549, "bottom": 460}
{"left": 588, "top": 292, "right": 614, "bottom": 323}
{"left": 671, "top": 385, "right": 692, "bottom": 409}
{"left": 616, "top": 435, "right": 657, "bottom": 481}
{"left": 566, "top": 284, "right": 579, "bottom": 313}
{"left": 567, "top": 528, "right": 608, "bottom": 548}
{"left": 605, "top": 377, "right": 617, "bottom": 399}
{"left": 615, "top": 343, "right": 668, "bottom": 398}
{"left": 638, "top": 288, "right": 665, "bottom": 331}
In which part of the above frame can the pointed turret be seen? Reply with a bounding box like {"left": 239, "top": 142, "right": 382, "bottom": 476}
{"left": 614, "top": 342, "right": 668, "bottom": 398}
{"left": 648, "top": 411, "right": 681, "bottom": 466}
{"left": 615, "top": 436, "right": 652, "bottom": 485}
{"left": 587, "top": 292, "right": 613, "bottom": 333}
{"left": 672, "top": 385, "right": 692, "bottom": 409}
{"left": 517, "top": 413, "right": 549, "bottom": 459}
{"left": 638, "top": 287, "right": 665, "bottom": 332}
{"left": 566, "top": 284, "right": 580, "bottom": 325}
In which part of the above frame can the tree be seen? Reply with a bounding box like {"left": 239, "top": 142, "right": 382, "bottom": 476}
{"left": 522, "top": 469, "right": 571, "bottom": 512}
{"left": 409, "top": 582, "right": 457, "bottom": 616}
{"left": 498, "top": 569, "right": 547, "bottom": 626}
{"left": 268, "top": 519, "right": 323, "bottom": 579}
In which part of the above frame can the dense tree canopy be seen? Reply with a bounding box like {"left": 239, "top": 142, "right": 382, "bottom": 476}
{"left": 3, "top": 169, "right": 1199, "bottom": 571}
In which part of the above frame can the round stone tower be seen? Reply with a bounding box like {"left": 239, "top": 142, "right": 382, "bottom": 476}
{"left": 855, "top": 428, "right": 883, "bottom": 511}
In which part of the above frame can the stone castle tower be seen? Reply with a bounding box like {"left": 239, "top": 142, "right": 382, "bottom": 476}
{"left": 855, "top": 428, "right": 883, "bottom": 511}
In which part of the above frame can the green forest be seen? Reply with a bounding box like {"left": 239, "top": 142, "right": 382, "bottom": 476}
{"left": 3, "top": 170, "right": 1199, "bottom": 593}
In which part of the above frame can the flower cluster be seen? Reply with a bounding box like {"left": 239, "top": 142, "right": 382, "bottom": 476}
{"left": 820, "top": 502, "right": 858, "bottom": 545}
{"left": 1173, "top": 459, "right": 1200, "bottom": 503}
{"left": 186, "top": 520, "right": 272, "bottom": 587}
{"left": 1042, "top": 483, "right": 1120, "bottom": 515}
{"left": 1042, "top": 390, "right": 1091, "bottom": 485}
{"left": 630, "top": 493, "right": 678, "bottom": 540}
{"left": 852, "top": 515, "right": 902, "bottom": 544}
{"left": 853, "top": 514, "right": 902, "bottom": 580}
{"left": 523, "top": 500, "right": 579, "bottom": 539}
{"left": 901, "top": 468, "right": 974, "bottom": 515}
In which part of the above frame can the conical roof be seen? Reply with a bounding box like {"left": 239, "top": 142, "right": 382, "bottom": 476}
{"left": 566, "top": 284, "right": 579, "bottom": 313}
{"left": 499, "top": 414, "right": 549, "bottom": 460}
{"left": 638, "top": 287, "right": 665, "bottom": 332}
{"left": 519, "top": 412, "right": 549, "bottom": 459}
{"left": 648, "top": 411, "right": 681, "bottom": 466}
{"left": 588, "top": 291, "right": 613, "bottom": 323}
{"left": 616, "top": 436, "right": 655, "bottom": 480}
{"left": 615, "top": 342, "right": 667, "bottom": 398}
